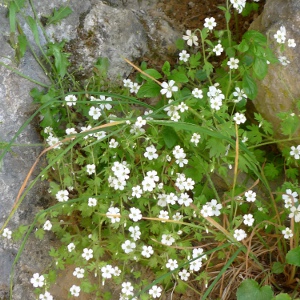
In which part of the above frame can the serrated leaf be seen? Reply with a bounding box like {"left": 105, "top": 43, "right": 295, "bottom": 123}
{"left": 243, "top": 71, "right": 257, "bottom": 100}
{"left": 189, "top": 52, "right": 201, "bottom": 68}
{"left": 286, "top": 246, "right": 300, "bottom": 266}
{"left": 236, "top": 39, "right": 249, "bottom": 53}
{"left": 236, "top": 279, "right": 273, "bottom": 300}
{"left": 46, "top": 6, "right": 72, "bottom": 25}
{"left": 137, "top": 81, "right": 161, "bottom": 98}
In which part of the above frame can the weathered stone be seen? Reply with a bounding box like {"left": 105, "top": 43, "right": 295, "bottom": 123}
{"left": 250, "top": 0, "right": 300, "bottom": 142}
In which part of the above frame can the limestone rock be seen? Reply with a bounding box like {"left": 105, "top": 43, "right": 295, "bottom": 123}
{"left": 250, "top": 0, "right": 300, "bottom": 142}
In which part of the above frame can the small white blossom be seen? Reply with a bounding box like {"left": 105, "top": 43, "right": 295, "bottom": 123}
{"left": 132, "top": 185, "right": 143, "bottom": 198}
{"left": 130, "top": 82, "right": 140, "bottom": 94}
{"left": 30, "top": 273, "right": 45, "bottom": 288}
{"left": 289, "top": 205, "right": 300, "bottom": 222}
{"left": 149, "top": 285, "right": 162, "bottom": 298}
{"left": 82, "top": 248, "right": 93, "bottom": 261}
{"left": 56, "top": 190, "right": 69, "bottom": 202}
{"left": 2, "top": 228, "right": 12, "bottom": 239}
{"left": 129, "top": 207, "right": 142, "bottom": 222}
{"left": 182, "top": 29, "right": 199, "bottom": 47}
{"left": 144, "top": 144, "right": 158, "bottom": 160}
{"left": 243, "top": 214, "right": 254, "bottom": 226}
{"left": 233, "top": 229, "right": 247, "bottom": 241}
{"left": 89, "top": 106, "right": 101, "bottom": 120}
{"left": 166, "top": 259, "right": 178, "bottom": 271}
{"left": 73, "top": 267, "right": 84, "bottom": 279}
{"left": 179, "top": 50, "right": 190, "bottom": 62}
{"left": 106, "top": 207, "right": 121, "bottom": 223}
{"left": 179, "top": 269, "right": 190, "bottom": 281}
{"left": 161, "top": 234, "right": 175, "bottom": 246}
{"left": 121, "top": 240, "right": 136, "bottom": 253}
{"left": 227, "top": 57, "right": 239, "bottom": 69}
{"left": 86, "top": 164, "right": 96, "bottom": 175}
{"left": 67, "top": 242, "right": 75, "bottom": 252}
{"left": 290, "top": 145, "right": 300, "bottom": 159}
{"left": 88, "top": 197, "right": 97, "bottom": 207}
{"left": 204, "top": 17, "right": 217, "bottom": 30}
{"left": 141, "top": 245, "right": 154, "bottom": 258}
{"left": 70, "top": 285, "right": 80, "bottom": 297}
{"left": 282, "top": 227, "right": 293, "bottom": 239}
{"left": 213, "top": 43, "right": 224, "bottom": 56}
{"left": 65, "top": 94, "right": 77, "bottom": 106}
{"left": 245, "top": 190, "right": 256, "bottom": 202}
{"left": 233, "top": 112, "right": 246, "bottom": 124}
{"left": 233, "top": 87, "right": 247, "bottom": 102}
{"left": 288, "top": 39, "right": 296, "bottom": 48}
{"left": 160, "top": 80, "right": 179, "bottom": 98}
{"left": 109, "top": 138, "right": 119, "bottom": 148}
{"left": 192, "top": 88, "right": 203, "bottom": 99}
{"left": 274, "top": 26, "right": 286, "bottom": 44}
{"left": 278, "top": 56, "right": 290, "bottom": 66}
{"left": 43, "top": 220, "right": 52, "bottom": 231}
{"left": 39, "top": 291, "right": 53, "bottom": 300}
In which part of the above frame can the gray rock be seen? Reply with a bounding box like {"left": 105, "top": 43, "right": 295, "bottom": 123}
{"left": 250, "top": 0, "right": 300, "bottom": 143}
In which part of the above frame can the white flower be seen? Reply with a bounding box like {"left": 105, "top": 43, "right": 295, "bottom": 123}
{"left": 182, "top": 29, "right": 199, "bottom": 47}
{"left": 43, "top": 220, "right": 52, "bottom": 231}
{"left": 149, "top": 285, "right": 162, "bottom": 298}
{"left": 121, "top": 240, "right": 136, "bottom": 253}
{"left": 166, "top": 259, "right": 178, "bottom": 271}
{"left": 2, "top": 228, "right": 12, "bottom": 239}
{"left": 173, "top": 212, "right": 183, "bottom": 221}
{"left": 44, "top": 126, "right": 53, "bottom": 135}
{"left": 274, "top": 26, "right": 286, "bottom": 44}
{"left": 99, "top": 95, "right": 113, "bottom": 110}
{"left": 73, "top": 267, "right": 84, "bottom": 279}
{"left": 245, "top": 190, "right": 256, "bottom": 202}
{"left": 213, "top": 43, "right": 224, "bottom": 56}
{"left": 141, "top": 245, "right": 154, "bottom": 258}
{"left": 204, "top": 17, "right": 217, "bottom": 30}
{"left": 122, "top": 282, "right": 134, "bottom": 296}
{"left": 233, "top": 87, "right": 247, "bottom": 102}
{"left": 201, "top": 199, "right": 222, "bottom": 217}
{"left": 109, "top": 138, "right": 119, "bottom": 148}
{"left": 230, "top": 0, "right": 246, "bottom": 13}
{"left": 160, "top": 80, "right": 178, "bottom": 98}
{"left": 65, "top": 94, "right": 77, "bottom": 106}
{"left": 278, "top": 56, "right": 290, "bottom": 66}
{"left": 243, "top": 214, "right": 254, "bottom": 226}
{"left": 178, "top": 192, "right": 193, "bottom": 206}
{"left": 282, "top": 227, "right": 293, "bottom": 239}
{"left": 129, "top": 207, "right": 142, "bottom": 222}
{"left": 288, "top": 39, "right": 296, "bottom": 48}
{"left": 70, "top": 285, "right": 80, "bottom": 297}
{"left": 56, "top": 190, "right": 69, "bottom": 202}
{"left": 30, "top": 273, "right": 45, "bottom": 288}
{"left": 82, "top": 248, "right": 93, "bottom": 261}
{"left": 88, "top": 197, "right": 97, "bottom": 207}
{"left": 282, "top": 189, "right": 298, "bottom": 208}
{"left": 189, "top": 259, "right": 202, "bottom": 272}
{"left": 112, "top": 266, "right": 121, "bottom": 277}
{"left": 290, "top": 145, "right": 300, "bottom": 159}
{"left": 46, "top": 135, "right": 61, "bottom": 149}
{"left": 179, "top": 269, "right": 190, "bottom": 281}
{"left": 166, "top": 192, "right": 178, "bottom": 205}
{"left": 128, "top": 226, "right": 141, "bottom": 241}
{"left": 123, "top": 78, "right": 132, "bottom": 88}
{"left": 93, "top": 130, "right": 106, "bottom": 140}
{"left": 227, "top": 57, "right": 239, "bottom": 69}
{"left": 233, "top": 112, "right": 246, "bottom": 124}
{"left": 89, "top": 106, "right": 101, "bottom": 120}
{"left": 171, "top": 111, "right": 180, "bottom": 122}
{"left": 132, "top": 185, "right": 143, "bottom": 198}
{"left": 179, "top": 50, "right": 190, "bottom": 62}
{"left": 161, "top": 234, "right": 175, "bottom": 246}
{"left": 190, "top": 133, "right": 201, "bottom": 145}
{"left": 158, "top": 210, "right": 169, "bottom": 222}
{"left": 177, "top": 102, "right": 189, "bottom": 112}
{"left": 39, "top": 291, "right": 53, "bottom": 300}
{"left": 289, "top": 205, "right": 300, "bottom": 222}
{"left": 130, "top": 82, "right": 140, "bottom": 94}
{"left": 86, "top": 164, "right": 96, "bottom": 175}
{"left": 233, "top": 229, "right": 247, "bottom": 241}
{"left": 106, "top": 207, "right": 121, "bottom": 223}
{"left": 144, "top": 144, "right": 158, "bottom": 160}
{"left": 66, "top": 127, "right": 77, "bottom": 135}
{"left": 192, "top": 88, "right": 203, "bottom": 99}
{"left": 135, "top": 116, "right": 146, "bottom": 128}
{"left": 67, "top": 242, "right": 75, "bottom": 252}
{"left": 101, "top": 265, "right": 114, "bottom": 279}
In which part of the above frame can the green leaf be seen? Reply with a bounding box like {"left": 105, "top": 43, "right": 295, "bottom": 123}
{"left": 137, "top": 81, "right": 161, "bottom": 98}
{"left": 140, "top": 69, "right": 162, "bottom": 81}
{"left": 243, "top": 30, "right": 267, "bottom": 45}
{"left": 189, "top": 52, "right": 201, "bottom": 68}
{"left": 27, "top": 16, "right": 41, "bottom": 45}
{"left": 206, "top": 138, "right": 226, "bottom": 158}
{"left": 162, "top": 61, "right": 171, "bottom": 76}
{"left": 203, "top": 61, "right": 213, "bottom": 76}
{"left": 236, "top": 39, "right": 249, "bottom": 53}
{"left": 286, "top": 246, "right": 300, "bottom": 266}
{"left": 242, "top": 3, "right": 259, "bottom": 17}
{"left": 236, "top": 279, "right": 274, "bottom": 300}
{"left": 225, "top": 10, "right": 231, "bottom": 22}
{"left": 162, "top": 126, "right": 178, "bottom": 149}
{"left": 47, "top": 42, "right": 70, "bottom": 77}
{"left": 263, "top": 163, "right": 279, "bottom": 180}
{"left": 243, "top": 71, "right": 257, "bottom": 100}
{"left": 168, "top": 70, "right": 189, "bottom": 83}
{"left": 176, "top": 38, "right": 185, "bottom": 50}
{"left": 46, "top": 6, "right": 73, "bottom": 25}
{"left": 9, "top": 1, "right": 17, "bottom": 33}
{"left": 253, "top": 57, "right": 268, "bottom": 80}
{"left": 195, "top": 69, "right": 208, "bottom": 81}
{"left": 17, "top": 33, "right": 27, "bottom": 58}
{"left": 273, "top": 294, "right": 291, "bottom": 300}
{"left": 271, "top": 262, "right": 284, "bottom": 274}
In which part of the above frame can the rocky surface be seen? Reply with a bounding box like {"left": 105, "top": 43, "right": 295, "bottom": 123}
{"left": 250, "top": 0, "right": 300, "bottom": 143}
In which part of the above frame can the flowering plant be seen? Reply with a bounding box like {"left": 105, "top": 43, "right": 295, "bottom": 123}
{"left": 1, "top": 0, "right": 300, "bottom": 299}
